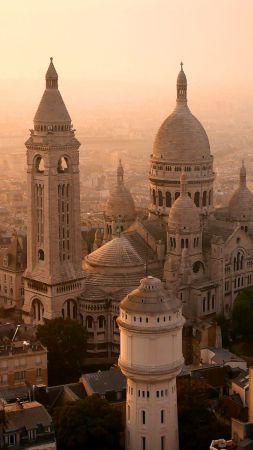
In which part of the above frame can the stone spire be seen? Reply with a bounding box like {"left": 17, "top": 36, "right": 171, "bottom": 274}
{"left": 177, "top": 61, "right": 187, "bottom": 103}
{"left": 117, "top": 159, "right": 124, "bottom": 185}
{"left": 46, "top": 57, "right": 58, "bottom": 89}
{"left": 240, "top": 160, "right": 246, "bottom": 187}
{"left": 34, "top": 57, "right": 71, "bottom": 127}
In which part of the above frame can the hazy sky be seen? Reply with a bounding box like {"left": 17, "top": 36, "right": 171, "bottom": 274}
{"left": 1, "top": 0, "right": 253, "bottom": 88}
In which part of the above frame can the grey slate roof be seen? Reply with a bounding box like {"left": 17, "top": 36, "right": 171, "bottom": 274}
{"left": 139, "top": 219, "right": 166, "bottom": 242}
{"left": 4, "top": 401, "right": 52, "bottom": 432}
{"left": 203, "top": 219, "right": 236, "bottom": 250}
{"left": 82, "top": 367, "right": 126, "bottom": 395}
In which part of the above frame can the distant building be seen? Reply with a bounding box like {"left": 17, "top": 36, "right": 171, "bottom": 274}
{"left": 0, "top": 340, "right": 47, "bottom": 389}
{"left": 0, "top": 400, "right": 56, "bottom": 449}
{"left": 210, "top": 367, "right": 253, "bottom": 450}
{"left": 201, "top": 348, "right": 247, "bottom": 371}
{"left": 0, "top": 232, "right": 26, "bottom": 315}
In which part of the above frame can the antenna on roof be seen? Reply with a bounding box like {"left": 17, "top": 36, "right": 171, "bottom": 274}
{"left": 12, "top": 324, "right": 20, "bottom": 342}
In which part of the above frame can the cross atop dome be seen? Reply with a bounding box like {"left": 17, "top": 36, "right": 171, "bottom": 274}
{"left": 177, "top": 62, "right": 187, "bottom": 103}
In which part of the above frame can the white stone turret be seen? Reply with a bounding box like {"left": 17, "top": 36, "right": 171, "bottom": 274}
{"left": 117, "top": 276, "right": 185, "bottom": 450}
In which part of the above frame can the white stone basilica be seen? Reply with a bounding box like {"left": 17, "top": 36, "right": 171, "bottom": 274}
{"left": 22, "top": 60, "right": 253, "bottom": 364}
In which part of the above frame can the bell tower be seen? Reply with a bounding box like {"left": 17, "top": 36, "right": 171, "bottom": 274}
{"left": 22, "top": 58, "right": 84, "bottom": 324}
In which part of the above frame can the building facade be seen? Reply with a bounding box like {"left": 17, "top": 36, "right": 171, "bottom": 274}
{"left": 0, "top": 340, "right": 47, "bottom": 389}
{"left": 118, "top": 276, "right": 185, "bottom": 450}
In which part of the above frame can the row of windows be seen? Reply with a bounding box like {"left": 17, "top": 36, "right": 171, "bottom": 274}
{"left": 169, "top": 236, "right": 200, "bottom": 250}
{"left": 137, "top": 389, "right": 169, "bottom": 398}
{"left": 35, "top": 184, "right": 44, "bottom": 247}
{"left": 139, "top": 435, "right": 166, "bottom": 450}
{"left": 225, "top": 274, "right": 253, "bottom": 292}
{"left": 133, "top": 315, "right": 171, "bottom": 324}
{"left": 58, "top": 183, "right": 71, "bottom": 261}
{"left": 127, "top": 407, "right": 165, "bottom": 425}
{"left": 152, "top": 189, "right": 212, "bottom": 208}
{"left": 152, "top": 164, "right": 212, "bottom": 172}
{"left": 86, "top": 315, "right": 118, "bottom": 330}
{"left": 34, "top": 124, "right": 71, "bottom": 132}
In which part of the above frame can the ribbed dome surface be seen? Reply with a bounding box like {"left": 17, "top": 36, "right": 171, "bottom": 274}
{"left": 153, "top": 103, "right": 210, "bottom": 161}
{"left": 105, "top": 184, "right": 136, "bottom": 221}
{"left": 86, "top": 236, "right": 143, "bottom": 267}
{"left": 120, "top": 276, "right": 181, "bottom": 314}
{"left": 229, "top": 186, "right": 253, "bottom": 221}
{"left": 168, "top": 192, "right": 200, "bottom": 231}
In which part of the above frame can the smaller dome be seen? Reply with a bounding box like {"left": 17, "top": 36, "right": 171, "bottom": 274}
{"left": 105, "top": 161, "right": 136, "bottom": 222}
{"left": 229, "top": 162, "right": 253, "bottom": 222}
{"left": 86, "top": 236, "right": 143, "bottom": 268}
{"left": 168, "top": 174, "right": 200, "bottom": 231}
{"left": 120, "top": 276, "right": 181, "bottom": 314}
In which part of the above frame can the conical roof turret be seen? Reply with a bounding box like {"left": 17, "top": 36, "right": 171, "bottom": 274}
{"left": 34, "top": 57, "right": 71, "bottom": 127}
{"left": 45, "top": 57, "right": 58, "bottom": 88}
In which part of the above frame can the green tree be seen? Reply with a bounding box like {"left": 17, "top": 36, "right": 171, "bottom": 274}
{"left": 37, "top": 317, "right": 87, "bottom": 385}
{"left": 232, "top": 288, "right": 253, "bottom": 339}
{"left": 53, "top": 396, "right": 123, "bottom": 450}
{"left": 177, "top": 378, "right": 230, "bottom": 450}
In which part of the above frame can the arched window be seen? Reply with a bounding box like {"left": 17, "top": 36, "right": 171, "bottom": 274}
{"left": 38, "top": 249, "right": 44, "bottom": 261}
{"left": 152, "top": 189, "right": 156, "bottom": 205}
{"left": 209, "top": 190, "right": 212, "bottom": 205}
{"left": 86, "top": 316, "right": 93, "bottom": 329}
{"left": 57, "top": 156, "right": 69, "bottom": 173}
{"left": 165, "top": 192, "right": 172, "bottom": 207}
{"left": 35, "top": 156, "right": 45, "bottom": 173}
{"left": 98, "top": 315, "right": 106, "bottom": 329}
{"left": 31, "top": 299, "right": 44, "bottom": 324}
{"left": 188, "top": 192, "right": 191, "bottom": 198}
{"left": 202, "top": 191, "right": 207, "bottom": 207}
{"left": 158, "top": 191, "right": 163, "bottom": 207}
{"left": 175, "top": 191, "right": 180, "bottom": 201}
{"left": 194, "top": 192, "right": 200, "bottom": 207}
{"left": 62, "top": 299, "right": 77, "bottom": 320}
{"left": 113, "top": 316, "right": 118, "bottom": 329}
{"left": 181, "top": 239, "right": 184, "bottom": 249}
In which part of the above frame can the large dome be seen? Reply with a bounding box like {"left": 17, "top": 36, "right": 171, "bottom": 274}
{"left": 168, "top": 173, "right": 200, "bottom": 231}
{"left": 228, "top": 162, "right": 253, "bottom": 222}
{"left": 153, "top": 65, "right": 210, "bottom": 162}
{"left": 153, "top": 104, "right": 210, "bottom": 162}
